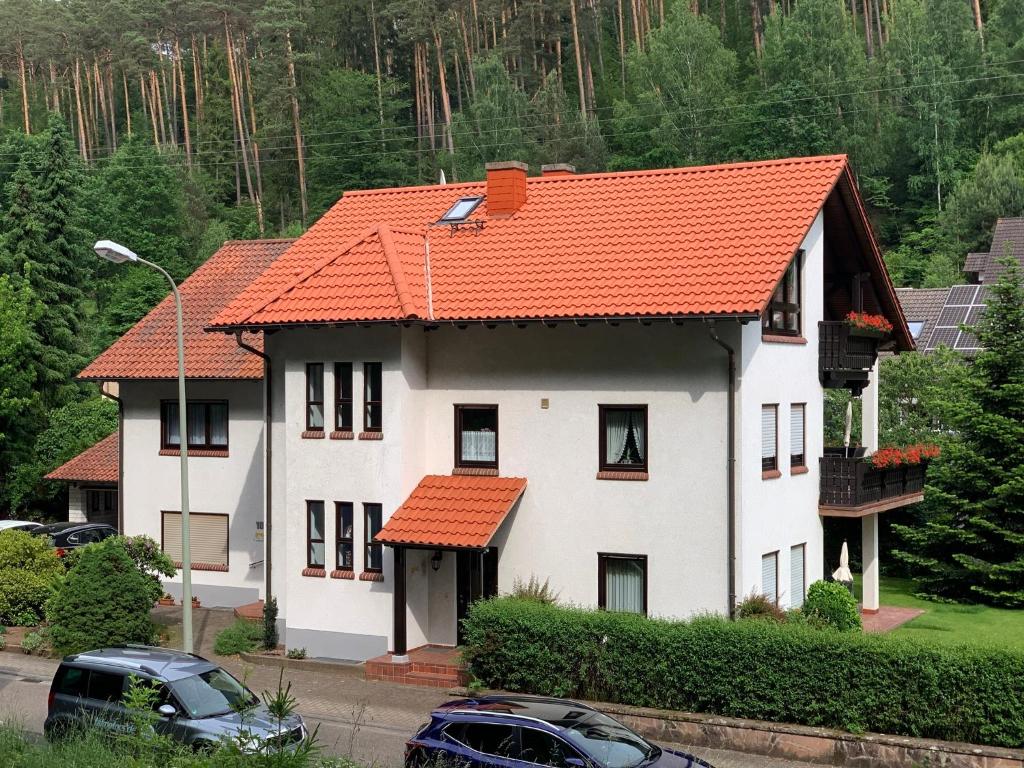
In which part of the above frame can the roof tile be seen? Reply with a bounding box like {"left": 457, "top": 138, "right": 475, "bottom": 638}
{"left": 45, "top": 432, "right": 118, "bottom": 484}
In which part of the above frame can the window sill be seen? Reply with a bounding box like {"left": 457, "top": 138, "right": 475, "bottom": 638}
{"left": 301, "top": 430, "right": 325, "bottom": 439}
{"left": 358, "top": 432, "right": 384, "bottom": 441}
{"left": 791, "top": 465, "right": 809, "bottom": 475}
{"left": 596, "top": 471, "right": 649, "bottom": 481}
{"left": 330, "top": 569, "right": 355, "bottom": 580}
{"left": 160, "top": 449, "right": 229, "bottom": 458}
{"left": 302, "top": 567, "right": 326, "bottom": 577}
{"left": 359, "top": 570, "right": 384, "bottom": 582}
{"left": 762, "top": 334, "right": 807, "bottom": 345}
{"left": 173, "top": 561, "right": 229, "bottom": 572}
{"left": 762, "top": 469, "right": 782, "bottom": 480}
{"left": 453, "top": 467, "right": 499, "bottom": 477}
{"left": 330, "top": 430, "right": 354, "bottom": 440}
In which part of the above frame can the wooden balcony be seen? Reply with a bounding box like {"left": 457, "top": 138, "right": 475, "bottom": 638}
{"left": 819, "top": 448, "right": 927, "bottom": 517}
{"left": 818, "top": 321, "right": 882, "bottom": 394}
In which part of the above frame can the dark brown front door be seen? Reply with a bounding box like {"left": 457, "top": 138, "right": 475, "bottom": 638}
{"left": 456, "top": 547, "right": 498, "bottom": 644}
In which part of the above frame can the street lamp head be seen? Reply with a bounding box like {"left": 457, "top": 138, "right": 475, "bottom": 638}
{"left": 93, "top": 240, "right": 139, "bottom": 264}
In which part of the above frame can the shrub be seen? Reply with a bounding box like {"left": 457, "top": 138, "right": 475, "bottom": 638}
{"left": 117, "top": 535, "right": 176, "bottom": 604}
{"left": 213, "top": 619, "right": 262, "bottom": 656}
{"left": 263, "top": 596, "right": 280, "bottom": 650}
{"left": 803, "top": 580, "right": 861, "bottom": 631}
{"left": 735, "top": 592, "right": 786, "bottom": 622}
{"left": 286, "top": 647, "right": 307, "bottom": 659}
{"left": 509, "top": 575, "right": 560, "bottom": 604}
{"left": 21, "top": 630, "right": 44, "bottom": 654}
{"left": 462, "top": 597, "right": 1024, "bottom": 748}
{"left": 46, "top": 538, "right": 156, "bottom": 655}
{"left": 0, "top": 531, "right": 64, "bottom": 625}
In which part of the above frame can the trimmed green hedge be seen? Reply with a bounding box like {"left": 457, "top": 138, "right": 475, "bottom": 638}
{"left": 462, "top": 597, "right": 1024, "bottom": 748}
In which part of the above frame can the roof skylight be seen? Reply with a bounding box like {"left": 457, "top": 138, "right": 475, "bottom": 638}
{"left": 439, "top": 196, "right": 483, "bottom": 223}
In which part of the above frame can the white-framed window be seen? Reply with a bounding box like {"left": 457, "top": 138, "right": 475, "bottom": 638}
{"left": 790, "top": 544, "right": 806, "bottom": 608}
{"left": 762, "top": 405, "right": 778, "bottom": 473}
{"left": 761, "top": 551, "right": 779, "bottom": 602}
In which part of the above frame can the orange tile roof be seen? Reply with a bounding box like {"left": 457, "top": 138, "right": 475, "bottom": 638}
{"left": 375, "top": 475, "right": 527, "bottom": 549}
{"left": 212, "top": 156, "right": 851, "bottom": 328}
{"left": 45, "top": 431, "right": 118, "bottom": 484}
{"left": 79, "top": 239, "right": 294, "bottom": 380}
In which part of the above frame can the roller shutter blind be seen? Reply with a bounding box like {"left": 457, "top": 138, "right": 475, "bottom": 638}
{"left": 761, "top": 406, "right": 778, "bottom": 471}
{"left": 790, "top": 404, "right": 805, "bottom": 466}
{"left": 761, "top": 552, "right": 778, "bottom": 601}
{"left": 790, "top": 544, "right": 806, "bottom": 608}
{"left": 162, "top": 512, "right": 228, "bottom": 566}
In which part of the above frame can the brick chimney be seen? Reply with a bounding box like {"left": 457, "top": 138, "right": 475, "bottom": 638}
{"left": 485, "top": 161, "right": 528, "bottom": 216}
{"left": 540, "top": 163, "right": 576, "bottom": 177}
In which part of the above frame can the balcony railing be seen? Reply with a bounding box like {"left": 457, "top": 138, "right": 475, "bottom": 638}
{"left": 818, "top": 321, "right": 882, "bottom": 394}
{"left": 820, "top": 448, "right": 928, "bottom": 513}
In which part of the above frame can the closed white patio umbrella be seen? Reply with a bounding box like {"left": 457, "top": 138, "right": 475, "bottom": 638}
{"left": 833, "top": 540, "right": 854, "bottom": 583}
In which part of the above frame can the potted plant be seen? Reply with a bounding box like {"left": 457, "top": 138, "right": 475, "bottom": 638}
{"left": 158, "top": 593, "right": 175, "bottom": 607}
{"left": 845, "top": 311, "right": 894, "bottom": 338}
{"left": 185, "top": 595, "right": 201, "bottom": 608}
{"left": 866, "top": 443, "right": 940, "bottom": 468}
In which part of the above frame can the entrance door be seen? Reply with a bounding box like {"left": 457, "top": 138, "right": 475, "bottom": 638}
{"left": 456, "top": 547, "right": 498, "bottom": 644}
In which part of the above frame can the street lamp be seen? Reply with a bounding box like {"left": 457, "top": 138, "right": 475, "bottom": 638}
{"left": 94, "top": 240, "right": 194, "bottom": 654}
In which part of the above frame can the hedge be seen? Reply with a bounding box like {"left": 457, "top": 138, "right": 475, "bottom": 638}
{"left": 462, "top": 597, "right": 1024, "bottom": 748}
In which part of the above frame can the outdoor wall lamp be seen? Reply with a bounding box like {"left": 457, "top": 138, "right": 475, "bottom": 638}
{"left": 431, "top": 550, "right": 443, "bottom": 571}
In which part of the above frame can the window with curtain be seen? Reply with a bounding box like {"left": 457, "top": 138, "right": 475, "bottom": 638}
{"left": 790, "top": 403, "right": 806, "bottom": 468}
{"left": 364, "top": 362, "right": 383, "bottom": 432}
{"left": 762, "top": 251, "right": 802, "bottom": 335}
{"left": 761, "top": 405, "right": 778, "bottom": 472}
{"left": 334, "top": 363, "right": 353, "bottom": 431}
{"left": 161, "top": 401, "right": 228, "bottom": 451}
{"left": 364, "top": 503, "right": 383, "bottom": 572}
{"left": 762, "top": 552, "right": 778, "bottom": 601}
{"left": 790, "top": 544, "right": 806, "bottom": 608}
{"left": 599, "top": 405, "right": 647, "bottom": 472}
{"left": 335, "top": 502, "right": 353, "bottom": 570}
{"left": 307, "top": 501, "right": 325, "bottom": 568}
{"left": 456, "top": 405, "right": 498, "bottom": 468}
{"left": 598, "top": 554, "right": 647, "bottom": 614}
{"left": 306, "top": 364, "right": 324, "bottom": 430}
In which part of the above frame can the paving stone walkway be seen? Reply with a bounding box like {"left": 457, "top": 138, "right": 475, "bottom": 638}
{"left": 861, "top": 605, "right": 925, "bottom": 632}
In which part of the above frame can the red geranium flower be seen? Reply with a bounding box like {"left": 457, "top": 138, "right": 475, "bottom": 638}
{"left": 845, "top": 311, "right": 894, "bottom": 334}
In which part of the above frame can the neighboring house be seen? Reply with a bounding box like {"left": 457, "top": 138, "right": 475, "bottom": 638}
{"left": 900, "top": 217, "right": 1024, "bottom": 355}
{"left": 70, "top": 239, "right": 293, "bottom": 608}
{"left": 205, "top": 156, "right": 915, "bottom": 661}
{"left": 45, "top": 431, "right": 119, "bottom": 528}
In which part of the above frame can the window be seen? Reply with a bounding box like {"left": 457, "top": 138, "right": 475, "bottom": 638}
{"left": 86, "top": 489, "right": 117, "bottom": 527}
{"left": 455, "top": 405, "right": 498, "bottom": 469}
{"left": 363, "top": 363, "right": 383, "bottom": 432}
{"left": 790, "top": 544, "right": 806, "bottom": 609}
{"left": 307, "top": 501, "right": 325, "bottom": 569}
{"left": 448, "top": 723, "right": 518, "bottom": 758}
{"left": 790, "top": 403, "right": 806, "bottom": 469}
{"left": 334, "top": 363, "right": 353, "bottom": 431}
{"left": 87, "top": 671, "right": 126, "bottom": 703}
{"left": 335, "top": 502, "right": 354, "bottom": 570}
{"left": 364, "top": 503, "right": 383, "bottom": 572}
{"left": 306, "top": 364, "right": 324, "bottom": 431}
{"left": 908, "top": 320, "right": 925, "bottom": 340}
{"left": 161, "top": 401, "right": 228, "bottom": 450}
{"left": 598, "top": 405, "right": 647, "bottom": 472}
{"left": 520, "top": 728, "right": 581, "bottom": 767}
{"left": 761, "top": 405, "right": 778, "bottom": 473}
{"left": 598, "top": 554, "right": 647, "bottom": 615}
{"left": 55, "top": 666, "right": 87, "bottom": 697}
{"left": 161, "top": 512, "right": 229, "bottom": 567}
{"left": 763, "top": 251, "right": 802, "bottom": 335}
{"left": 438, "top": 195, "right": 484, "bottom": 223}
{"left": 762, "top": 552, "right": 779, "bottom": 602}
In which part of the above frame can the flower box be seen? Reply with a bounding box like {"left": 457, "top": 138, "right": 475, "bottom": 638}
{"left": 845, "top": 311, "right": 893, "bottom": 337}
{"left": 157, "top": 596, "right": 175, "bottom": 607}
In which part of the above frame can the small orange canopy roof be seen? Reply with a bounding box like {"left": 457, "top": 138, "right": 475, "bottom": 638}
{"left": 45, "top": 431, "right": 118, "bottom": 484}
{"left": 376, "top": 475, "right": 527, "bottom": 549}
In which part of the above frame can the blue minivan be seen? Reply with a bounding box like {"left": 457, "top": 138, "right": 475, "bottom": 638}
{"left": 406, "top": 695, "right": 713, "bottom": 768}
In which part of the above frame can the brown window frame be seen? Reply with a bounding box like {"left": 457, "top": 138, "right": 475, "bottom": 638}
{"left": 160, "top": 510, "right": 230, "bottom": 568}
{"left": 762, "top": 404, "right": 779, "bottom": 473}
{"left": 363, "top": 362, "right": 383, "bottom": 433}
{"left": 334, "top": 363, "right": 353, "bottom": 432}
{"left": 763, "top": 251, "right": 802, "bottom": 337}
{"left": 598, "top": 405, "right": 648, "bottom": 473}
{"left": 306, "top": 500, "right": 326, "bottom": 569}
{"left": 86, "top": 488, "right": 117, "bottom": 516}
{"left": 160, "top": 400, "right": 229, "bottom": 451}
{"left": 335, "top": 501, "right": 354, "bottom": 571}
{"left": 790, "top": 403, "right": 806, "bottom": 469}
{"left": 306, "top": 363, "right": 325, "bottom": 431}
{"left": 454, "top": 404, "right": 499, "bottom": 470}
{"left": 364, "top": 503, "right": 383, "bottom": 573}
{"left": 597, "top": 553, "right": 648, "bottom": 615}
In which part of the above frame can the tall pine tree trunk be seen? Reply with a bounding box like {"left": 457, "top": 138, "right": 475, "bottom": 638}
{"left": 73, "top": 60, "right": 89, "bottom": 159}
{"left": 285, "top": 31, "right": 308, "bottom": 224}
{"left": 122, "top": 70, "right": 132, "bottom": 137}
{"left": 175, "top": 40, "right": 193, "bottom": 166}
{"left": 569, "top": 0, "right": 587, "bottom": 117}
{"left": 225, "top": 19, "right": 264, "bottom": 234}
{"left": 617, "top": 0, "right": 626, "bottom": 89}
{"left": 17, "top": 42, "right": 30, "bottom": 134}
{"left": 434, "top": 30, "right": 455, "bottom": 156}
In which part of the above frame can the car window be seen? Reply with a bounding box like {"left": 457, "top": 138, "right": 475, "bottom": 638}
{"left": 87, "top": 671, "right": 126, "bottom": 703}
{"left": 521, "top": 727, "right": 580, "bottom": 767}
{"left": 450, "top": 723, "right": 519, "bottom": 758}
{"left": 562, "top": 713, "right": 657, "bottom": 768}
{"left": 54, "top": 666, "right": 87, "bottom": 697}
{"left": 169, "top": 667, "right": 257, "bottom": 718}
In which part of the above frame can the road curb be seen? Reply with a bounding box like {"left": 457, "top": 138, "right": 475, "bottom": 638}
{"left": 237, "top": 651, "right": 362, "bottom": 676}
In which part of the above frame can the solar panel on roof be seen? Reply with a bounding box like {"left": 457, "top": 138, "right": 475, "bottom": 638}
{"left": 955, "top": 332, "right": 981, "bottom": 351}
{"left": 947, "top": 285, "right": 978, "bottom": 305}
{"left": 937, "top": 305, "right": 969, "bottom": 326}
{"left": 925, "top": 284, "right": 986, "bottom": 353}
{"left": 928, "top": 327, "right": 959, "bottom": 349}
{"left": 966, "top": 305, "right": 986, "bottom": 324}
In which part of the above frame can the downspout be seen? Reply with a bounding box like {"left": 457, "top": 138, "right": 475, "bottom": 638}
{"left": 102, "top": 382, "right": 125, "bottom": 534}
{"left": 706, "top": 321, "right": 738, "bottom": 619}
{"left": 234, "top": 332, "right": 273, "bottom": 605}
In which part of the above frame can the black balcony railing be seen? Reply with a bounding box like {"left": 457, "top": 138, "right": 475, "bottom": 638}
{"left": 819, "top": 321, "right": 882, "bottom": 394}
{"left": 820, "top": 448, "right": 928, "bottom": 509}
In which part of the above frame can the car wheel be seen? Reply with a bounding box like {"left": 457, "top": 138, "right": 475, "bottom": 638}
{"left": 405, "top": 747, "right": 432, "bottom": 768}
{"left": 192, "top": 740, "right": 217, "bottom": 755}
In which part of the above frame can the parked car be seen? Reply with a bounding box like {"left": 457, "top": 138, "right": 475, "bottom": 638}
{"left": 0, "top": 520, "right": 42, "bottom": 533}
{"left": 45, "top": 645, "right": 306, "bottom": 752}
{"left": 33, "top": 522, "right": 118, "bottom": 555}
{"left": 406, "top": 695, "right": 714, "bottom": 768}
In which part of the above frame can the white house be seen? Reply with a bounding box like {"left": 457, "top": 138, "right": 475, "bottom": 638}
{"left": 203, "top": 157, "right": 917, "bottom": 664}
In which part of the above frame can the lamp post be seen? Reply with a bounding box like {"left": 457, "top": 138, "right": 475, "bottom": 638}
{"left": 93, "top": 240, "right": 194, "bottom": 654}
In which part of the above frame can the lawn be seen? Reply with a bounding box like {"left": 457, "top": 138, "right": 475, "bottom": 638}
{"left": 856, "top": 575, "right": 1024, "bottom": 651}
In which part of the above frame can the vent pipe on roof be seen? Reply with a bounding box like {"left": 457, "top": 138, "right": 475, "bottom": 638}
{"left": 485, "top": 161, "right": 528, "bottom": 216}
{"left": 540, "top": 163, "right": 576, "bottom": 177}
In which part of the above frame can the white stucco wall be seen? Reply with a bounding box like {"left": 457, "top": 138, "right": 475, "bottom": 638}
{"left": 68, "top": 485, "right": 86, "bottom": 523}
{"left": 737, "top": 213, "right": 826, "bottom": 607}
{"left": 119, "top": 379, "right": 265, "bottom": 607}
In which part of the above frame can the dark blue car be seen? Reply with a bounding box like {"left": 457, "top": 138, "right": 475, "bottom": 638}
{"left": 405, "top": 695, "right": 714, "bottom": 768}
